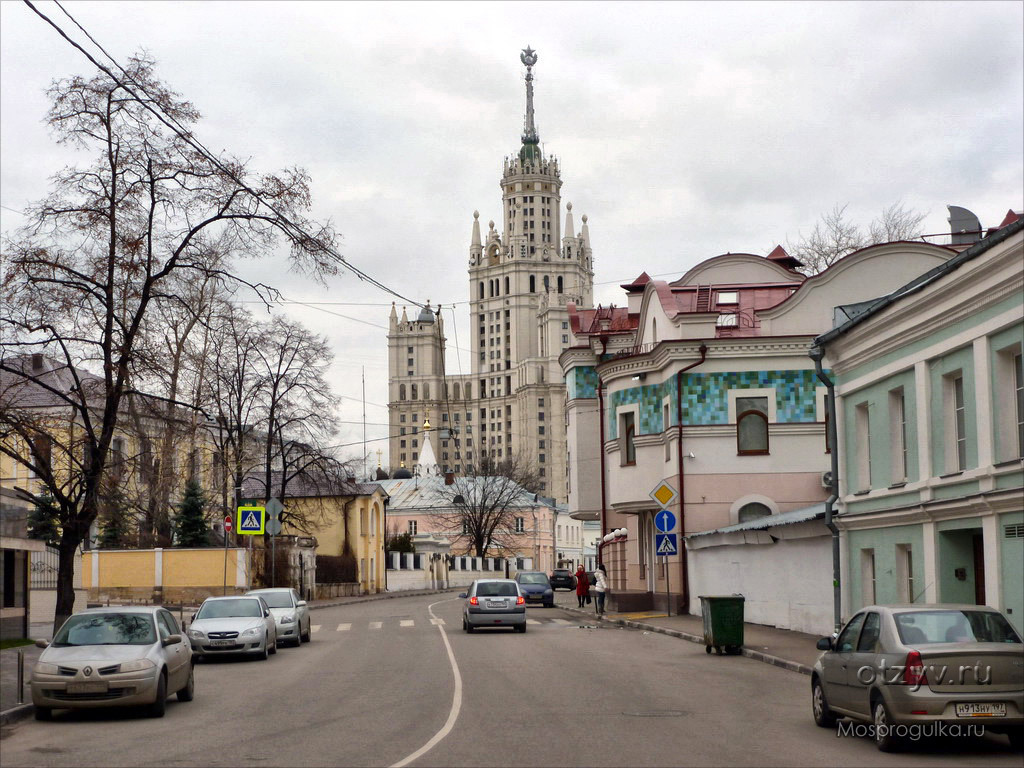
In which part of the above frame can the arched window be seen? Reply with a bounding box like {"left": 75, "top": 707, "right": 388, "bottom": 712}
{"left": 489, "top": 280, "right": 494, "bottom": 298}
{"left": 543, "top": 275, "right": 550, "bottom": 291}
{"left": 370, "top": 504, "right": 379, "bottom": 536}
{"left": 621, "top": 412, "right": 636, "bottom": 466}
{"left": 423, "top": 384, "right": 430, "bottom": 400}
{"left": 737, "top": 396, "right": 769, "bottom": 454}
{"left": 453, "top": 382, "right": 461, "bottom": 400}
{"left": 411, "top": 384, "right": 418, "bottom": 400}
{"left": 504, "top": 276, "right": 510, "bottom": 294}
{"left": 738, "top": 503, "right": 772, "bottom": 523}
{"left": 529, "top": 275, "right": 536, "bottom": 293}
{"left": 478, "top": 282, "right": 484, "bottom": 299}
{"left": 399, "top": 384, "right": 406, "bottom": 401}
{"left": 557, "top": 276, "right": 563, "bottom": 293}
{"left": 465, "top": 383, "right": 472, "bottom": 399}
{"left": 652, "top": 318, "right": 658, "bottom": 343}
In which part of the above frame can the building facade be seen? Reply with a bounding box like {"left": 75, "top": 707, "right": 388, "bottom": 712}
{"left": 387, "top": 48, "right": 594, "bottom": 501}
{"left": 815, "top": 214, "right": 1023, "bottom": 634}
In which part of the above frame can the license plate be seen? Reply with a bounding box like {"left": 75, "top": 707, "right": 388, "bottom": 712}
{"left": 67, "top": 682, "right": 108, "bottom": 694}
{"left": 210, "top": 639, "right": 234, "bottom": 647}
{"left": 955, "top": 703, "right": 1006, "bottom": 718}
{"left": 486, "top": 600, "right": 505, "bottom": 608}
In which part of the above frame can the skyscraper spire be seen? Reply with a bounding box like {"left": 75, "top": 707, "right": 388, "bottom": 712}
{"left": 519, "top": 46, "right": 542, "bottom": 164}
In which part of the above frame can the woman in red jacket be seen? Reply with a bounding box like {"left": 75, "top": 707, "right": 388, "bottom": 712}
{"left": 574, "top": 564, "right": 590, "bottom": 608}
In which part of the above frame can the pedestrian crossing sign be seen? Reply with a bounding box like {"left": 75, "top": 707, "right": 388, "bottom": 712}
{"left": 655, "top": 533, "right": 678, "bottom": 556}
{"left": 237, "top": 506, "right": 266, "bottom": 535}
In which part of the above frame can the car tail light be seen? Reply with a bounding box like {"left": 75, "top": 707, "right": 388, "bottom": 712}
{"left": 516, "top": 596, "right": 525, "bottom": 605}
{"left": 469, "top": 596, "right": 478, "bottom": 606}
{"left": 903, "top": 650, "right": 927, "bottom": 686}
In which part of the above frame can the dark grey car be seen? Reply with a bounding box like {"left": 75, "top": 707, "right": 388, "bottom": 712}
{"left": 461, "top": 579, "right": 527, "bottom": 633}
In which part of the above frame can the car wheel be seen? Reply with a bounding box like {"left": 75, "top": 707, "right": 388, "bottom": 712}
{"left": 177, "top": 663, "right": 195, "bottom": 702}
{"left": 148, "top": 672, "right": 167, "bottom": 718}
{"left": 516, "top": 623, "right": 526, "bottom": 633}
{"left": 269, "top": 634, "right": 278, "bottom": 655}
{"left": 301, "top": 623, "right": 311, "bottom": 643}
{"left": 811, "top": 678, "right": 837, "bottom": 728}
{"left": 1007, "top": 727, "right": 1023, "bottom": 751}
{"left": 258, "top": 635, "right": 269, "bottom": 661}
{"left": 34, "top": 706, "right": 52, "bottom": 721}
{"left": 466, "top": 621, "right": 475, "bottom": 634}
{"left": 872, "top": 697, "right": 899, "bottom": 752}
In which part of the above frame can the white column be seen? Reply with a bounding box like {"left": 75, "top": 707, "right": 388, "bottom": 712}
{"left": 982, "top": 515, "right": 1001, "bottom": 610}
{"left": 154, "top": 548, "right": 163, "bottom": 588}
{"left": 91, "top": 549, "right": 99, "bottom": 587}
{"left": 839, "top": 528, "right": 851, "bottom": 622}
{"left": 922, "top": 521, "right": 938, "bottom": 602}
{"left": 235, "top": 548, "right": 246, "bottom": 588}
{"left": 914, "top": 361, "right": 932, "bottom": 482}
{"left": 973, "top": 337, "right": 993, "bottom": 469}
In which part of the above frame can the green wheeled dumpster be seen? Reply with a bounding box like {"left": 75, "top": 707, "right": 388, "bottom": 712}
{"left": 699, "top": 595, "right": 745, "bottom": 655}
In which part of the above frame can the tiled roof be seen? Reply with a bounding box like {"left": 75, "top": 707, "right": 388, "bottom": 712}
{"left": 686, "top": 504, "right": 824, "bottom": 538}
{"left": 619, "top": 271, "right": 652, "bottom": 292}
{"left": 568, "top": 305, "right": 639, "bottom": 336}
{"left": 0, "top": 355, "right": 105, "bottom": 409}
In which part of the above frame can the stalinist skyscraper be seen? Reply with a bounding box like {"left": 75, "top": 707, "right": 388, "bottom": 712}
{"left": 387, "top": 48, "right": 595, "bottom": 501}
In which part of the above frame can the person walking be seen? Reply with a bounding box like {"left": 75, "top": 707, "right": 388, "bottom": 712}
{"left": 574, "top": 564, "right": 590, "bottom": 608}
{"left": 593, "top": 563, "right": 608, "bottom": 617}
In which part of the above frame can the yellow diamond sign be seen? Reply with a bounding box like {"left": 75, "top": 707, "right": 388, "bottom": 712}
{"left": 649, "top": 480, "right": 678, "bottom": 508}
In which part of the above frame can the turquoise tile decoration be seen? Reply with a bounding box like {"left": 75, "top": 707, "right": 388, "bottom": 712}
{"left": 606, "top": 369, "right": 827, "bottom": 438}
{"left": 567, "top": 366, "right": 600, "bottom": 400}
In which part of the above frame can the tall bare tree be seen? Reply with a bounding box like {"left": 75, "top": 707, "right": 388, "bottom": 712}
{"left": 0, "top": 54, "right": 341, "bottom": 632}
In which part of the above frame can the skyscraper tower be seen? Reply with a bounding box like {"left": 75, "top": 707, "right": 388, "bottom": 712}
{"left": 388, "top": 48, "right": 595, "bottom": 501}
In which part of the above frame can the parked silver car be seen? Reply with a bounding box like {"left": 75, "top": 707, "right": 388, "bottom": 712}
{"left": 31, "top": 606, "right": 194, "bottom": 720}
{"left": 246, "top": 588, "right": 311, "bottom": 647}
{"left": 461, "top": 579, "right": 527, "bottom": 633}
{"left": 187, "top": 596, "right": 278, "bottom": 660}
{"left": 811, "top": 604, "right": 1024, "bottom": 751}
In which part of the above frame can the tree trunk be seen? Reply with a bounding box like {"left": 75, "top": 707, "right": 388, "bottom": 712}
{"left": 54, "top": 538, "right": 81, "bottom": 636}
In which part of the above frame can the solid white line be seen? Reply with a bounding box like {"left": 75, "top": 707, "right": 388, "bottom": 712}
{"left": 369, "top": 621, "right": 383, "bottom": 630}
{"left": 400, "top": 620, "right": 414, "bottom": 627}
{"left": 311, "top": 625, "right": 322, "bottom": 633}
{"left": 430, "top": 618, "right": 445, "bottom": 625}
{"left": 389, "top": 598, "right": 462, "bottom": 768}
{"left": 336, "top": 623, "right": 352, "bottom": 632}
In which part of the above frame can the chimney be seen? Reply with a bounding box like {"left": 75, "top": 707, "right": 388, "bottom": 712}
{"left": 31, "top": 353, "right": 44, "bottom": 372}
{"left": 444, "top": 471, "right": 455, "bottom": 485}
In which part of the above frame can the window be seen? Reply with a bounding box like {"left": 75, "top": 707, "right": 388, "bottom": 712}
{"left": 399, "top": 384, "right": 406, "bottom": 401}
{"left": 515, "top": 517, "right": 525, "bottom": 533}
{"left": 621, "top": 412, "right": 636, "bottom": 465}
{"left": 857, "top": 612, "right": 881, "bottom": 652}
{"left": 944, "top": 373, "right": 967, "bottom": 472}
{"left": 400, "top": 440, "right": 406, "bottom": 448}
{"left": 736, "top": 397, "right": 769, "bottom": 455}
{"left": 539, "top": 412, "right": 545, "bottom": 421}
{"left": 1017, "top": 353, "right": 1024, "bottom": 458}
{"left": 400, "top": 414, "right": 406, "bottom": 423}
{"left": 716, "top": 313, "right": 738, "bottom": 327}
{"left": 557, "top": 276, "right": 563, "bottom": 293}
{"left": 855, "top": 402, "right": 871, "bottom": 489}
{"left": 717, "top": 291, "right": 738, "bottom": 305}
{"left": 889, "top": 388, "right": 907, "bottom": 483}
{"left": 737, "top": 503, "right": 771, "bottom": 523}
{"left": 562, "top": 321, "right": 568, "bottom": 329}
{"left": 408, "top": 520, "right": 417, "bottom": 535}
{"left": 407, "top": 346, "right": 413, "bottom": 354}
{"left": 861, "top": 549, "right": 876, "bottom": 606}
{"left": 897, "top": 543, "right": 915, "bottom": 602}
{"left": 836, "top": 612, "right": 866, "bottom": 653}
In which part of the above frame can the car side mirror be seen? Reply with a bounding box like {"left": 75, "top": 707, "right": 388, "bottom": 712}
{"left": 816, "top": 637, "right": 833, "bottom": 651}
{"left": 162, "top": 634, "right": 182, "bottom": 647}
{"left": 264, "top": 610, "right": 270, "bottom": 618}
{"left": 35, "top": 638, "right": 49, "bottom": 649}
{"left": 191, "top": 613, "right": 197, "bottom": 623}
{"left": 458, "top": 593, "right": 468, "bottom": 599}
{"left": 297, "top": 600, "right": 307, "bottom": 607}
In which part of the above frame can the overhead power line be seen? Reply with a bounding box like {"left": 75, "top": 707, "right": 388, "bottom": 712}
{"left": 25, "top": 0, "right": 426, "bottom": 310}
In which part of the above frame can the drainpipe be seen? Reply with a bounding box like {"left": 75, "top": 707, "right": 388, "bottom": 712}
{"left": 675, "top": 342, "right": 707, "bottom": 616}
{"left": 597, "top": 334, "right": 610, "bottom": 566}
{"left": 810, "top": 344, "right": 842, "bottom": 634}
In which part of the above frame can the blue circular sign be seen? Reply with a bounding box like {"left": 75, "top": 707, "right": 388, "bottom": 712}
{"left": 655, "top": 509, "right": 677, "bottom": 533}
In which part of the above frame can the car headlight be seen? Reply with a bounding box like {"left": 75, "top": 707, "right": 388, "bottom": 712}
{"left": 187, "top": 629, "right": 205, "bottom": 639}
{"left": 280, "top": 614, "right": 295, "bottom": 624}
{"left": 240, "top": 627, "right": 261, "bottom": 637}
{"left": 118, "top": 659, "right": 156, "bottom": 673}
{"left": 544, "top": 589, "right": 553, "bottom": 595}
{"left": 33, "top": 662, "right": 59, "bottom": 675}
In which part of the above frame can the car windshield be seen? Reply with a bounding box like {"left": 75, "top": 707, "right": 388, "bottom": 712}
{"left": 895, "top": 610, "right": 1022, "bottom": 644}
{"left": 518, "top": 573, "right": 549, "bottom": 585}
{"left": 477, "top": 582, "right": 517, "bottom": 597}
{"left": 196, "top": 598, "right": 263, "bottom": 619}
{"left": 251, "top": 592, "right": 293, "bottom": 608}
{"left": 52, "top": 613, "right": 156, "bottom": 647}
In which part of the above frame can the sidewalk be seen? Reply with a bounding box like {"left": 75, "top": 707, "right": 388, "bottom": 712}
{"left": 553, "top": 591, "right": 822, "bottom": 675}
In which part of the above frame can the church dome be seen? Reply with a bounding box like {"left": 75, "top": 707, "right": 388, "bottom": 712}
{"left": 393, "top": 467, "right": 412, "bottom": 479}
{"left": 417, "top": 304, "right": 435, "bottom": 323}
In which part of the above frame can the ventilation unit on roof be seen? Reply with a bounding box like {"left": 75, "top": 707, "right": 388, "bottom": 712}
{"left": 947, "top": 205, "right": 982, "bottom": 246}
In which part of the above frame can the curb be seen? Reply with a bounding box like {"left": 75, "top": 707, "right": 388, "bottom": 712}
{"left": 561, "top": 604, "right": 813, "bottom": 677}
{"left": 0, "top": 703, "right": 33, "bottom": 726}
{"left": 308, "top": 587, "right": 459, "bottom": 611}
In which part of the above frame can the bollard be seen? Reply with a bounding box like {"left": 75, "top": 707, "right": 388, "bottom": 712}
{"left": 17, "top": 649, "right": 25, "bottom": 704}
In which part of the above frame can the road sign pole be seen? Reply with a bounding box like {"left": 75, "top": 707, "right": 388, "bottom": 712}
{"left": 223, "top": 533, "right": 228, "bottom": 596}
{"left": 271, "top": 525, "right": 275, "bottom": 589}
{"left": 666, "top": 553, "right": 671, "bottom": 617}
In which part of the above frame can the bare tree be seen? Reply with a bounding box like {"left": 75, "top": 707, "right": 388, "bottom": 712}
{"left": 868, "top": 201, "right": 927, "bottom": 244}
{"left": 0, "top": 54, "right": 342, "bottom": 632}
{"left": 429, "top": 455, "right": 542, "bottom": 557}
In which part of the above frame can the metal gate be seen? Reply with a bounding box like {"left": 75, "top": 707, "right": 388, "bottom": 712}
{"left": 30, "top": 546, "right": 60, "bottom": 589}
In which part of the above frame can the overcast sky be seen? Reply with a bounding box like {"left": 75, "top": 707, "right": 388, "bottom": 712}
{"left": 2, "top": 1, "right": 1022, "bottom": 470}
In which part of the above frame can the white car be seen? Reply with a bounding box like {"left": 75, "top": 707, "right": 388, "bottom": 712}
{"left": 187, "top": 596, "right": 277, "bottom": 660}
{"left": 246, "top": 588, "right": 311, "bottom": 647}
{"left": 32, "top": 606, "right": 194, "bottom": 720}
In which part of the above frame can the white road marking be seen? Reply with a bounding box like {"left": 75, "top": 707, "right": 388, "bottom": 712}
{"left": 336, "top": 623, "right": 352, "bottom": 632}
{"left": 526, "top": 619, "right": 541, "bottom": 625}
{"left": 550, "top": 618, "right": 571, "bottom": 625}
{"left": 430, "top": 618, "right": 445, "bottom": 625}
{"left": 400, "top": 619, "right": 414, "bottom": 627}
{"left": 369, "top": 621, "right": 383, "bottom": 630}
{"left": 311, "top": 625, "right": 321, "bottom": 633}
{"left": 390, "top": 598, "right": 463, "bottom": 768}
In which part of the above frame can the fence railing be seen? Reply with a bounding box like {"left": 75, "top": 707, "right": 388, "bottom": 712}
{"left": 30, "top": 546, "right": 59, "bottom": 589}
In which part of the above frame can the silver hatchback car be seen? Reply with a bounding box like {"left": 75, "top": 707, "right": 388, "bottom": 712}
{"left": 31, "top": 606, "right": 194, "bottom": 720}
{"left": 812, "top": 604, "right": 1023, "bottom": 751}
{"left": 461, "top": 579, "right": 527, "bottom": 633}
{"left": 246, "top": 588, "right": 311, "bottom": 647}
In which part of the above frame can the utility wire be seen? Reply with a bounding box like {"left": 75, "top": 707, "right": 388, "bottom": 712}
{"left": 29, "top": 0, "right": 425, "bottom": 310}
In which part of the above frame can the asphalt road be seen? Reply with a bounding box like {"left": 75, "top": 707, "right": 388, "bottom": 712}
{"left": 1, "top": 593, "right": 1020, "bottom": 767}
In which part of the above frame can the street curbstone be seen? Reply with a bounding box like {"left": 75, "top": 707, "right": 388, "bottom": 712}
{"left": 0, "top": 703, "right": 34, "bottom": 726}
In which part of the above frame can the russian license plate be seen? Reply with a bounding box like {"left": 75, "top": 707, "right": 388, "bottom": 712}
{"left": 67, "top": 681, "right": 108, "bottom": 694}
{"left": 486, "top": 600, "right": 505, "bottom": 608}
{"left": 210, "top": 639, "right": 234, "bottom": 647}
{"left": 955, "top": 703, "right": 1006, "bottom": 717}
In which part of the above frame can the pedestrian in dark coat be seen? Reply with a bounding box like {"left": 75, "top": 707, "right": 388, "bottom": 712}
{"left": 574, "top": 564, "right": 590, "bottom": 607}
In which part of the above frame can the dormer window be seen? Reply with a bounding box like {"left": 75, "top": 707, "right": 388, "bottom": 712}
{"left": 716, "top": 313, "right": 738, "bottom": 327}
{"left": 717, "top": 291, "right": 738, "bottom": 305}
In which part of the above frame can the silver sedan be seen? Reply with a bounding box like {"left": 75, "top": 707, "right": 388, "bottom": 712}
{"left": 31, "top": 606, "right": 194, "bottom": 720}
{"left": 187, "top": 596, "right": 278, "bottom": 660}
{"left": 246, "top": 588, "right": 311, "bottom": 647}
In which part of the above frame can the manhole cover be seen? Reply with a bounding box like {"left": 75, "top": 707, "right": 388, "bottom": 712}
{"left": 622, "top": 710, "right": 687, "bottom": 718}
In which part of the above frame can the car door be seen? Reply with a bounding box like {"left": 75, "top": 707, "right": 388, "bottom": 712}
{"left": 843, "top": 611, "right": 881, "bottom": 718}
{"left": 824, "top": 612, "right": 866, "bottom": 713}
{"left": 157, "top": 611, "right": 187, "bottom": 689}
{"left": 292, "top": 589, "right": 308, "bottom": 634}
{"left": 259, "top": 598, "right": 276, "bottom": 644}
